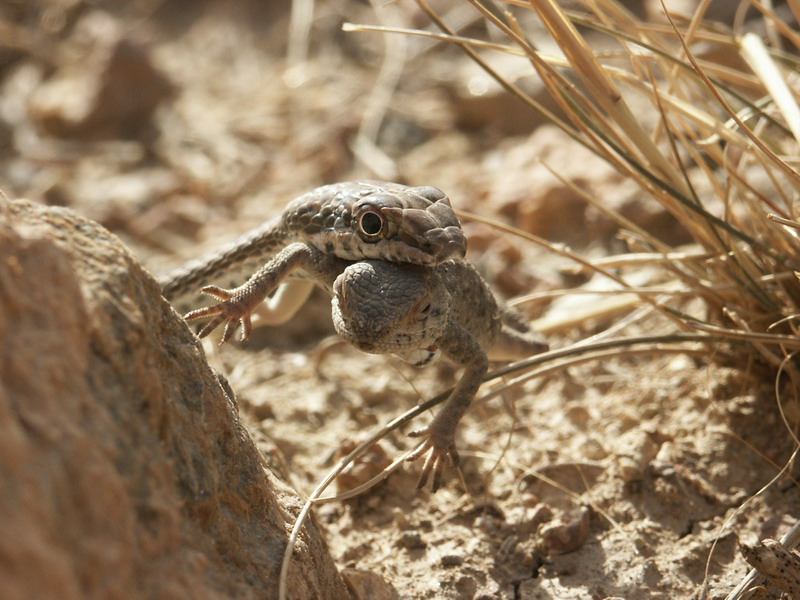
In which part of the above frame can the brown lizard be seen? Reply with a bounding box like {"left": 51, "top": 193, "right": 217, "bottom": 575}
{"left": 161, "top": 181, "right": 546, "bottom": 490}
{"left": 159, "top": 180, "right": 466, "bottom": 339}
{"left": 331, "top": 259, "right": 548, "bottom": 490}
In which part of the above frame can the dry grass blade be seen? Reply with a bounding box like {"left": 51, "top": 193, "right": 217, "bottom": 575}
{"left": 530, "top": 0, "right": 689, "bottom": 193}
{"left": 661, "top": 1, "right": 800, "bottom": 186}
{"left": 739, "top": 32, "right": 800, "bottom": 144}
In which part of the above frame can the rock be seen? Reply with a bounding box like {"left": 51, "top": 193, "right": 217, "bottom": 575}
{"left": 29, "top": 11, "right": 174, "bottom": 139}
{"left": 334, "top": 439, "right": 392, "bottom": 495}
{"left": 611, "top": 429, "right": 660, "bottom": 483}
{"left": 342, "top": 568, "right": 400, "bottom": 600}
{"left": 0, "top": 195, "right": 351, "bottom": 600}
{"left": 539, "top": 506, "right": 592, "bottom": 555}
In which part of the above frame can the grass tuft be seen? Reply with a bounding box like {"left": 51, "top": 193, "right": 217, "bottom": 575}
{"left": 376, "top": 0, "right": 800, "bottom": 375}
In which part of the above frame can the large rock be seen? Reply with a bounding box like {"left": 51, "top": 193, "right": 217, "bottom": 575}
{"left": 0, "top": 195, "right": 351, "bottom": 600}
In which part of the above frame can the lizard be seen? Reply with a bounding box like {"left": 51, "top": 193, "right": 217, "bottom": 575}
{"left": 330, "top": 259, "right": 548, "bottom": 491}
{"left": 160, "top": 180, "right": 547, "bottom": 490}
{"left": 158, "top": 180, "right": 467, "bottom": 339}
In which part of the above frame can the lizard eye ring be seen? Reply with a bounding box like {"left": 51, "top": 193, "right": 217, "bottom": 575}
{"left": 357, "top": 209, "right": 385, "bottom": 239}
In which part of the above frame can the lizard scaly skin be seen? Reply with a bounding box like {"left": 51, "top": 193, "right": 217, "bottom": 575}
{"left": 158, "top": 181, "right": 466, "bottom": 340}
{"left": 160, "top": 180, "right": 546, "bottom": 491}
{"left": 331, "top": 259, "right": 548, "bottom": 491}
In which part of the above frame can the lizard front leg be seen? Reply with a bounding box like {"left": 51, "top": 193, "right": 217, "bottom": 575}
{"left": 407, "top": 321, "right": 488, "bottom": 491}
{"left": 183, "top": 242, "right": 348, "bottom": 342}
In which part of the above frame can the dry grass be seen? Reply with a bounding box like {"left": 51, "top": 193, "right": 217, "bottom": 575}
{"left": 341, "top": 0, "right": 800, "bottom": 597}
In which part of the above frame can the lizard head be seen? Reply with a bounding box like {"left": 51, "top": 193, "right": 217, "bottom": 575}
{"left": 331, "top": 260, "right": 451, "bottom": 366}
{"left": 350, "top": 185, "right": 467, "bottom": 266}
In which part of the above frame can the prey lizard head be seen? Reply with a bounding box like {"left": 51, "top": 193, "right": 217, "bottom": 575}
{"left": 290, "top": 181, "right": 467, "bottom": 267}
{"left": 331, "top": 260, "right": 451, "bottom": 366}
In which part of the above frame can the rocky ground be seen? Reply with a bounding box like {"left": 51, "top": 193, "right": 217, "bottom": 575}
{"left": 1, "top": 1, "right": 798, "bottom": 598}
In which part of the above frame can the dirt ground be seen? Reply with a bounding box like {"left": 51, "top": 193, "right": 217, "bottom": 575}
{"left": 2, "top": 1, "right": 799, "bottom": 598}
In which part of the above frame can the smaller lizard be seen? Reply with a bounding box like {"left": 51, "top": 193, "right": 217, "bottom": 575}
{"left": 159, "top": 181, "right": 466, "bottom": 339}
{"left": 331, "top": 259, "right": 548, "bottom": 491}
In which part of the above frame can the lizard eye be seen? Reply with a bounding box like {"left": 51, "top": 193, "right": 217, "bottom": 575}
{"left": 419, "top": 303, "right": 431, "bottom": 314}
{"left": 357, "top": 210, "right": 385, "bottom": 239}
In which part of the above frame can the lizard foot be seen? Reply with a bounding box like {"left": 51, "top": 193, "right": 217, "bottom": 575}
{"left": 407, "top": 423, "right": 460, "bottom": 492}
{"left": 183, "top": 285, "right": 256, "bottom": 343}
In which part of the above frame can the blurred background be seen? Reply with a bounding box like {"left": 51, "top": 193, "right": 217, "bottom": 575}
{"left": 4, "top": 2, "right": 800, "bottom": 598}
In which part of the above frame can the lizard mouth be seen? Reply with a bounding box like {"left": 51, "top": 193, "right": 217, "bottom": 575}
{"left": 424, "top": 227, "right": 468, "bottom": 262}
{"left": 382, "top": 207, "right": 467, "bottom": 266}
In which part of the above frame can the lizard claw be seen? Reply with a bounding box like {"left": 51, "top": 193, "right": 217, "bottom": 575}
{"left": 407, "top": 423, "right": 460, "bottom": 492}
{"left": 183, "top": 285, "right": 255, "bottom": 343}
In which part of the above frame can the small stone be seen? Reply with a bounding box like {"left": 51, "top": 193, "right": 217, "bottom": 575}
{"left": 441, "top": 554, "right": 464, "bottom": 567}
{"left": 563, "top": 404, "right": 590, "bottom": 427}
{"left": 334, "top": 440, "right": 392, "bottom": 494}
{"left": 341, "top": 568, "right": 400, "bottom": 600}
{"left": 397, "top": 530, "right": 426, "bottom": 550}
{"left": 611, "top": 429, "right": 660, "bottom": 482}
{"left": 581, "top": 437, "right": 608, "bottom": 460}
{"left": 540, "top": 506, "right": 592, "bottom": 555}
{"left": 392, "top": 507, "right": 411, "bottom": 530}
